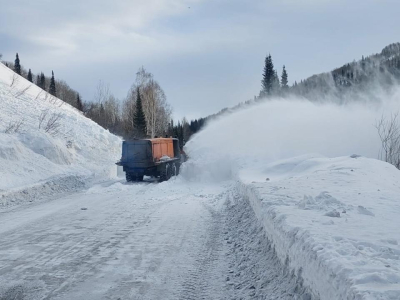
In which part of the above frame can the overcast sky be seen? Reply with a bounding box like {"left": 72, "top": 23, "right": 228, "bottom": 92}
{"left": 1, "top": 0, "right": 399, "bottom": 120}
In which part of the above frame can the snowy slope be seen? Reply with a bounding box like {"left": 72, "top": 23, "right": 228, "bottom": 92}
{"left": 0, "top": 63, "right": 121, "bottom": 207}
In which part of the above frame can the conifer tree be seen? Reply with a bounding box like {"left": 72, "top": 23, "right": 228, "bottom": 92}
{"left": 27, "top": 69, "right": 33, "bottom": 82}
{"left": 281, "top": 66, "right": 289, "bottom": 91}
{"left": 133, "top": 88, "right": 147, "bottom": 138}
{"left": 76, "top": 93, "right": 83, "bottom": 111}
{"left": 261, "top": 54, "right": 275, "bottom": 97}
{"left": 167, "top": 119, "right": 174, "bottom": 137}
{"left": 14, "top": 53, "right": 21, "bottom": 75}
{"left": 49, "top": 71, "right": 56, "bottom": 96}
{"left": 179, "top": 122, "right": 184, "bottom": 146}
{"left": 40, "top": 72, "right": 46, "bottom": 90}
{"left": 36, "top": 74, "right": 40, "bottom": 86}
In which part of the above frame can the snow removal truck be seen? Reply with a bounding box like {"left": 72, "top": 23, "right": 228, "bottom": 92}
{"left": 116, "top": 138, "right": 181, "bottom": 182}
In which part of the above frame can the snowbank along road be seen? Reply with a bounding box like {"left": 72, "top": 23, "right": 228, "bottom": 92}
{"left": 0, "top": 177, "right": 310, "bottom": 300}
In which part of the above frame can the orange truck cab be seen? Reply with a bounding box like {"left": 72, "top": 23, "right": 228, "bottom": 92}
{"left": 116, "top": 138, "right": 181, "bottom": 182}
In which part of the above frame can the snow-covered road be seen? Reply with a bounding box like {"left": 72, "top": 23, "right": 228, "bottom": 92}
{"left": 0, "top": 178, "right": 306, "bottom": 300}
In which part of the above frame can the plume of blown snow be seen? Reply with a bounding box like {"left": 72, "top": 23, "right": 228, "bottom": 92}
{"left": 181, "top": 90, "right": 400, "bottom": 182}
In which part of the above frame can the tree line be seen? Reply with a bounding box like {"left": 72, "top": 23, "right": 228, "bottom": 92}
{"left": 4, "top": 53, "right": 84, "bottom": 111}
{"left": 1, "top": 53, "right": 205, "bottom": 148}
{"left": 190, "top": 43, "right": 400, "bottom": 140}
{"left": 257, "top": 43, "right": 400, "bottom": 102}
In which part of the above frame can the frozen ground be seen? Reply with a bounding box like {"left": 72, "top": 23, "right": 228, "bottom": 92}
{"left": 0, "top": 178, "right": 310, "bottom": 299}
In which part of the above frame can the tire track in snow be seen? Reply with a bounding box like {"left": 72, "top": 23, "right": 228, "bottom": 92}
{"left": 177, "top": 193, "right": 230, "bottom": 300}
{"left": 224, "top": 187, "right": 314, "bottom": 300}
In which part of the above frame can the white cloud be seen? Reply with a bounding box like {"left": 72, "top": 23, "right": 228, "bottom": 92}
{"left": 13, "top": 1, "right": 255, "bottom": 66}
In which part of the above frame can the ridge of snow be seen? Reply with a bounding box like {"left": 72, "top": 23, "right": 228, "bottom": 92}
{"left": 237, "top": 155, "right": 400, "bottom": 299}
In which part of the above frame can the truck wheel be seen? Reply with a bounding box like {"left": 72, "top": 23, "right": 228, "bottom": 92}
{"left": 160, "top": 164, "right": 168, "bottom": 182}
{"left": 160, "top": 164, "right": 172, "bottom": 182}
{"left": 126, "top": 172, "right": 132, "bottom": 182}
{"left": 137, "top": 175, "right": 144, "bottom": 182}
{"left": 174, "top": 163, "right": 180, "bottom": 176}
{"left": 167, "top": 164, "right": 173, "bottom": 180}
{"left": 131, "top": 173, "right": 138, "bottom": 182}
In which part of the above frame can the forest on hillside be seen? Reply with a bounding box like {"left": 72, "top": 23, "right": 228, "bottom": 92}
{"left": 203, "top": 42, "right": 400, "bottom": 121}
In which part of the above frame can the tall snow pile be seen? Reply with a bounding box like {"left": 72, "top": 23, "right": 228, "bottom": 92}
{"left": 0, "top": 63, "right": 121, "bottom": 206}
{"left": 184, "top": 97, "right": 400, "bottom": 299}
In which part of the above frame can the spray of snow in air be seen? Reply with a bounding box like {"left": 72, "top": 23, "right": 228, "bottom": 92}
{"left": 181, "top": 90, "right": 400, "bottom": 182}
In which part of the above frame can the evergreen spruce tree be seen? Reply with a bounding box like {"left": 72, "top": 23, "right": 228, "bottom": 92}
{"left": 76, "top": 93, "right": 83, "bottom": 111}
{"left": 261, "top": 54, "right": 275, "bottom": 97}
{"left": 27, "top": 69, "right": 33, "bottom": 82}
{"left": 176, "top": 121, "right": 184, "bottom": 148}
{"left": 281, "top": 66, "right": 289, "bottom": 91}
{"left": 173, "top": 121, "right": 179, "bottom": 139}
{"left": 40, "top": 72, "right": 46, "bottom": 90}
{"left": 49, "top": 71, "right": 56, "bottom": 96}
{"left": 179, "top": 122, "right": 184, "bottom": 146}
{"left": 14, "top": 53, "right": 21, "bottom": 75}
{"left": 133, "top": 88, "right": 147, "bottom": 138}
{"left": 167, "top": 119, "right": 174, "bottom": 137}
{"left": 36, "top": 74, "right": 40, "bottom": 86}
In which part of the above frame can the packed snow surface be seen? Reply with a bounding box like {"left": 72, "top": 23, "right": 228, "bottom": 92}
{"left": 0, "top": 178, "right": 312, "bottom": 299}
{"left": 0, "top": 63, "right": 121, "bottom": 207}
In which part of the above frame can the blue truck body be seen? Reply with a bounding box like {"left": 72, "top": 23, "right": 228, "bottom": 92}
{"left": 116, "top": 138, "right": 181, "bottom": 182}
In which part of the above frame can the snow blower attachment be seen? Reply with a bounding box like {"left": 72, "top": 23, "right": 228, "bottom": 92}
{"left": 116, "top": 138, "right": 182, "bottom": 182}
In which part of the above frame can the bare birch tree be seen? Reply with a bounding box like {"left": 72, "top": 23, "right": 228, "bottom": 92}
{"left": 375, "top": 113, "right": 400, "bottom": 169}
{"left": 124, "top": 67, "right": 172, "bottom": 138}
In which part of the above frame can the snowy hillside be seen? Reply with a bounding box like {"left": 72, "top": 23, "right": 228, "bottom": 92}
{"left": 0, "top": 63, "right": 121, "bottom": 207}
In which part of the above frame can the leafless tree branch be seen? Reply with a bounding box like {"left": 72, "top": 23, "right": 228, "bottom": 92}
{"left": 375, "top": 112, "right": 400, "bottom": 169}
{"left": 44, "top": 112, "right": 63, "bottom": 136}
{"left": 4, "top": 120, "right": 24, "bottom": 134}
